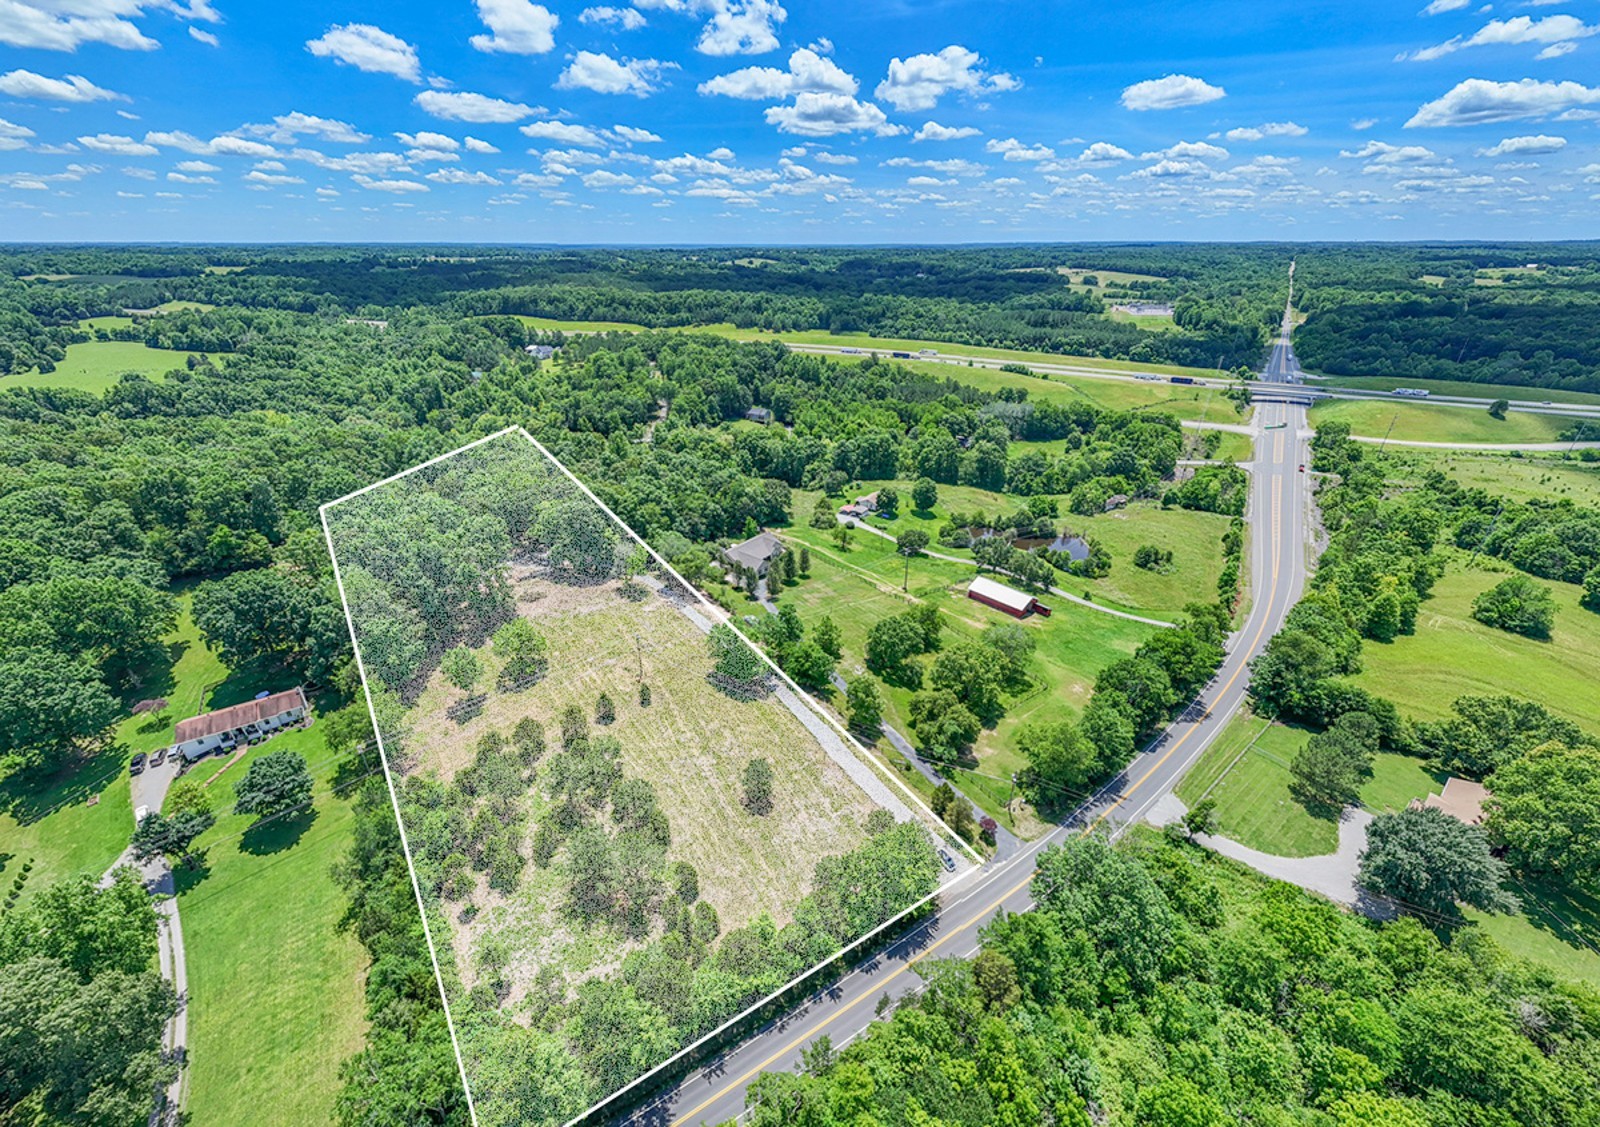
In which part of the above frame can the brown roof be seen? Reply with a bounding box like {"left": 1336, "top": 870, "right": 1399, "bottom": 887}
{"left": 174, "top": 688, "right": 306, "bottom": 744}
{"left": 1417, "top": 776, "right": 1491, "bottom": 825}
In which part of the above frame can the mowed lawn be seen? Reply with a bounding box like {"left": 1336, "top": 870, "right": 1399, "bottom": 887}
{"left": 176, "top": 723, "right": 369, "bottom": 1127}
{"left": 769, "top": 518, "right": 1154, "bottom": 832}
{"left": 1174, "top": 713, "right": 1444, "bottom": 857}
{"left": 1351, "top": 556, "right": 1600, "bottom": 734}
{"left": 9, "top": 340, "right": 192, "bottom": 393}
{"left": 1309, "top": 397, "right": 1571, "bottom": 444}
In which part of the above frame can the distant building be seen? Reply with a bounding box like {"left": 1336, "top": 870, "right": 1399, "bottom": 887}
{"left": 743, "top": 406, "right": 774, "bottom": 424}
{"left": 1411, "top": 777, "right": 1491, "bottom": 826}
{"left": 343, "top": 318, "right": 389, "bottom": 330}
{"left": 839, "top": 502, "right": 870, "bottom": 520}
{"left": 524, "top": 343, "right": 557, "bottom": 360}
{"left": 967, "top": 575, "right": 1051, "bottom": 619}
{"left": 722, "top": 530, "right": 785, "bottom": 577}
{"left": 171, "top": 687, "right": 309, "bottom": 761}
{"left": 1113, "top": 302, "right": 1176, "bottom": 317}
{"left": 854, "top": 491, "right": 879, "bottom": 512}
{"left": 1104, "top": 494, "right": 1130, "bottom": 512}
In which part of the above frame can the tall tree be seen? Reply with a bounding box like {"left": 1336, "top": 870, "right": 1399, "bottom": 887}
{"left": 1358, "top": 806, "right": 1518, "bottom": 916}
{"left": 234, "top": 750, "right": 315, "bottom": 820}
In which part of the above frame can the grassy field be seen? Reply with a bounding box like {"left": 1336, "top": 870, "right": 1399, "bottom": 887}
{"left": 400, "top": 571, "right": 886, "bottom": 1000}
{"left": 176, "top": 723, "right": 369, "bottom": 1127}
{"left": 1464, "top": 883, "right": 1600, "bottom": 985}
{"left": 9, "top": 340, "right": 190, "bottom": 394}
{"left": 771, "top": 511, "right": 1155, "bottom": 832}
{"left": 1352, "top": 554, "right": 1600, "bottom": 734}
{"left": 1374, "top": 449, "right": 1600, "bottom": 507}
{"left": 1308, "top": 397, "right": 1572, "bottom": 444}
{"left": 1175, "top": 713, "right": 1445, "bottom": 857}
{"left": 1315, "top": 375, "right": 1600, "bottom": 408}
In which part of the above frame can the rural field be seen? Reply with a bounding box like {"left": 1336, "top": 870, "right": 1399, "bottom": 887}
{"left": 400, "top": 570, "right": 892, "bottom": 1002}
{"left": 1315, "top": 374, "right": 1600, "bottom": 408}
{"left": 1374, "top": 448, "right": 1600, "bottom": 507}
{"left": 1308, "top": 396, "right": 1572, "bottom": 444}
{"left": 1351, "top": 554, "right": 1600, "bottom": 733}
{"left": 768, "top": 507, "right": 1155, "bottom": 832}
{"left": 9, "top": 339, "right": 192, "bottom": 394}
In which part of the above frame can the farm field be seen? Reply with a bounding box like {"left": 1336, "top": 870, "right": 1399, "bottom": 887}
{"left": 10, "top": 339, "right": 191, "bottom": 393}
{"left": 1308, "top": 397, "right": 1571, "bottom": 444}
{"left": 772, "top": 510, "right": 1155, "bottom": 831}
{"left": 1351, "top": 555, "right": 1600, "bottom": 734}
{"left": 174, "top": 724, "right": 369, "bottom": 1127}
{"left": 1374, "top": 449, "right": 1600, "bottom": 507}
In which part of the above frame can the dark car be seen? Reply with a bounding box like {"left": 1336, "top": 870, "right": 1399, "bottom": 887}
{"left": 130, "top": 753, "right": 147, "bottom": 775}
{"left": 150, "top": 748, "right": 166, "bottom": 768}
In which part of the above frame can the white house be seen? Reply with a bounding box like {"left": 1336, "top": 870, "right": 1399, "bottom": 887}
{"left": 172, "top": 687, "right": 309, "bottom": 761}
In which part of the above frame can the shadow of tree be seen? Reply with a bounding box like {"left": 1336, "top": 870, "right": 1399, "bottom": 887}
{"left": 0, "top": 742, "right": 126, "bottom": 826}
{"left": 172, "top": 854, "right": 214, "bottom": 895}
{"left": 240, "top": 806, "right": 319, "bottom": 856}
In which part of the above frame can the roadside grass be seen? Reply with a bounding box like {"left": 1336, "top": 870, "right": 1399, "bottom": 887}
{"left": 771, "top": 516, "right": 1154, "bottom": 833}
{"left": 890, "top": 356, "right": 1242, "bottom": 423}
{"left": 1464, "top": 880, "right": 1600, "bottom": 986}
{"left": 1206, "top": 431, "right": 1255, "bottom": 462}
{"left": 1351, "top": 553, "right": 1600, "bottom": 734}
{"left": 1374, "top": 448, "right": 1600, "bottom": 507}
{"left": 1308, "top": 397, "right": 1571, "bottom": 445}
{"left": 399, "top": 573, "right": 880, "bottom": 998}
{"left": 10, "top": 340, "right": 192, "bottom": 394}
{"left": 1314, "top": 374, "right": 1600, "bottom": 409}
{"left": 1174, "top": 713, "right": 1443, "bottom": 858}
{"left": 176, "top": 723, "right": 368, "bottom": 1127}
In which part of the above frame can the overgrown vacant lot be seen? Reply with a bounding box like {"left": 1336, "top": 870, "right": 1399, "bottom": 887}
{"left": 1308, "top": 396, "right": 1571, "bottom": 444}
{"left": 1351, "top": 555, "right": 1600, "bottom": 733}
{"left": 405, "top": 573, "right": 882, "bottom": 1000}
{"left": 1376, "top": 448, "right": 1600, "bottom": 507}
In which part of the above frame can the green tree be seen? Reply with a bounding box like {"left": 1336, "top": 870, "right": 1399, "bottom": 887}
{"left": 1471, "top": 574, "right": 1557, "bottom": 639}
{"left": 876, "top": 486, "right": 899, "bottom": 517}
{"left": 1486, "top": 742, "right": 1600, "bottom": 889}
{"left": 865, "top": 612, "right": 925, "bottom": 680}
{"left": 929, "top": 640, "right": 1002, "bottom": 722}
{"left": 441, "top": 645, "right": 481, "bottom": 694}
{"left": 191, "top": 567, "right": 315, "bottom": 671}
{"left": 809, "top": 495, "right": 835, "bottom": 530}
{"left": 708, "top": 623, "right": 764, "bottom": 684}
{"left": 1358, "top": 806, "right": 1518, "bottom": 916}
{"left": 909, "top": 689, "right": 981, "bottom": 761}
{"left": 0, "top": 647, "right": 119, "bottom": 766}
{"left": 799, "top": 545, "right": 811, "bottom": 576}
{"left": 1183, "top": 797, "right": 1219, "bottom": 837}
{"left": 130, "top": 808, "right": 215, "bottom": 869}
{"left": 1488, "top": 398, "right": 1510, "bottom": 420}
{"left": 971, "top": 948, "right": 1021, "bottom": 1012}
{"left": 911, "top": 476, "right": 938, "bottom": 513}
{"left": 783, "top": 640, "right": 835, "bottom": 689}
{"left": 896, "top": 528, "right": 929, "bottom": 556}
{"left": 1581, "top": 566, "right": 1600, "bottom": 612}
{"left": 492, "top": 618, "right": 548, "bottom": 685}
{"left": 595, "top": 692, "right": 615, "bottom": 725}
{"left": 741, "top": 757, "right": 774, "bottom": 815}
{"left": 845, "top": 676, "right": 883, "bottom": 736}
{"left": 1290, "top": 711, "right": 1379, "bottom": 813}
{"left": 813, "top": 615, "right": 842, "bottom": 660}
{"left": 320, "top": 702, "right": 375, "bottom": 756}
{"left": 233, "top": 750, "right": 315, "bottom": 820}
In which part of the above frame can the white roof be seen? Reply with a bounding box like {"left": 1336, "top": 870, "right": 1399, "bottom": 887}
{"left": 968, "top": 575, "right": 1034, "bottom": 613}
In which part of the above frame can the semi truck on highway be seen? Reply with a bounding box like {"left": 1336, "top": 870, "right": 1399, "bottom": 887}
{"left": 1391, "top": 387, "right": 1432, "bottom": 398}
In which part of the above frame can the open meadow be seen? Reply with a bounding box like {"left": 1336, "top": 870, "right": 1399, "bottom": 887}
{"left": 1308, "top": 396, "right": 1572, "bottom": 444}
{"left": 8, "top": 339, "right": 192, "bottom": 394}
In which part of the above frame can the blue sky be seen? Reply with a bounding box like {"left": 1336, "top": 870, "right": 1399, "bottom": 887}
{"left": 2, "top": 0, "right": 1598, "bottom": 242}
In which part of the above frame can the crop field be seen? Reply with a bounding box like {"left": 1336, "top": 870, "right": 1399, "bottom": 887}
{"left": 1352, "top": 555, "right": 1600, "bottom": 734}
{"left": 10, "top": 340, "right": 191, "bottom": 393}
{"left": 404, "top": 573, "right": 884, "bottom": 1000}
{"left": 1308, "top": 397, "right": 1572, "bottom": 444}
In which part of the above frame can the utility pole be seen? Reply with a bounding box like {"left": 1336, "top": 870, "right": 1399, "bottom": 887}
{"left": 1380, "top": 413, "right": 1398, "bottom": 453}
{"left": 902, "top": 547, "right": 910, "bottom": 591}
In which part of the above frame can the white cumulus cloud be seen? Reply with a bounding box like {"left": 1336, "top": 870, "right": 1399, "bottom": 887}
{"left": 0, "top": 69, "right": 124, "bottom": 102}
{"left": 1478, "top": 134, "right": 1566, "bottom": 156}
{"left": 556, "top": 51, "right": 670, "bottom": 96}
{"left": 306, "top": 24, "right": 421, "bottom": 82}
{"left": 914, "top": 121, "right": 981, "bottom": 142}
{"left": 1225, "top": 121, "right": 1307, "bottom": 141}
{"left": 426, "top": 167, "right": 502, "bottom": 185}
{"left": 696, "top": 0, "right": 786, "bottom": 56}
{"left": 763, "top": 92, "right": 904, "bottom": 137}
{"left": 698, "top": 48, "right": 855, "bottom": 99}
{"left": 77, "top": 133, "right": 157, "bottom": 156}
{"left": 1402, "top": 15, "right": 1597, "bottom": 63}
{"left": 1406, "top": 78, "right": 1600, "bottom": 126}
{"left": 521, "top": 120, "right": 605, "bottom": 146}
{"left": 414, "top": 90, "right": 537, "bottom": 123}
{"left": 243, "top": 113, "right": 370, "bottom": 145}
{"left": 579, "top": 6, "right": 647, "bottom": 30}
{"left": 470, "top": 0, "right": 558, "bottom": 55}
{"left": 0, "top": 0, "right": 216, "bottom": 52}
{"left": 986, "top": 137, "right": 1054, "bottom": 161}
{"left": 189, "top": 27, "right": 219, "bottom": 47}
{"left": 1075, "top": 141, "right": 1134, "bottom": 165}
{"left": 1120, "top": 74, "right": 1226, "bottom": 111}
{"left": 875, "top": 45, "right": 1017, "bottom": 112}
{"left": 612, "top": 124, "right": 663, "bottom": 143}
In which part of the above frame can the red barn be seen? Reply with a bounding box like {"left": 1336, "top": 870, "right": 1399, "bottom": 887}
{"left": 967, "top": 575, "right": 1051, "bottom": 618}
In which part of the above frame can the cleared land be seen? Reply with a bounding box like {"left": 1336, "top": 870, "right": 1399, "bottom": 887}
{"left": 1351, "top": 555, "right": 1600, "bottom": 734}
{"left": 404, "top": 572, "right": 882, "bottom": 1002}
{"left": 1308, "top": 397, "right": 1571, "bottom": 444}
{"left": 1316, "top": 375, "right": 1600, "bottom": 408}
{"left": 895, "top": 357, "right": 1242, "bottom": 423}
{"left": 10, "top": 340, "right": 191, "bottom": 394}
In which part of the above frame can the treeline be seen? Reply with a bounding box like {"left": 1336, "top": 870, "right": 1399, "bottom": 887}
{"left": 739, "top": 830, "right": 1600, "bottom": 1126}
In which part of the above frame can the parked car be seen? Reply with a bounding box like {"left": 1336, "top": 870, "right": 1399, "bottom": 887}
{"left": 129, "top": 753, "right": 146, "bottom": 775}
{"left": 937, "top": 848, "right": 957, "bottom": 872}
{"left": 134, "top": 805, "right": 150, "bottom": 823}
{"left": 151, "top": 748, "right": 166, "bottom": 768}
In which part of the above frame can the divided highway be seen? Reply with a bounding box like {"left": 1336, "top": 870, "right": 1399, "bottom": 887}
{"left": 612, "top": 311, "right": 1317, "bottom": 1127}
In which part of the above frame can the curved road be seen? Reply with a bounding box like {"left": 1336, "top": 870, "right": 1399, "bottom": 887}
{"left": 609, "top": 304, "right": 1315, "bottom": 1127}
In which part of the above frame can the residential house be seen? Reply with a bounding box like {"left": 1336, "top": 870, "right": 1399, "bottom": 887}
{"left": 722, "top": 530, "right": 785, "bottom": 578}
{"left": 171, "top": 687, "right": 309, "bottom": 762}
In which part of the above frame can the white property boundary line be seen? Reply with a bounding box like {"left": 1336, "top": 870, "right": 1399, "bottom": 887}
{"left": 319, "top": 425, "right": 982, "bottom": 1127}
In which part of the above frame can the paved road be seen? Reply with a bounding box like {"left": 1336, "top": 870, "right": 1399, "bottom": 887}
{"left": 610, "top": 303, "right": 1316, "bottom": 1127}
